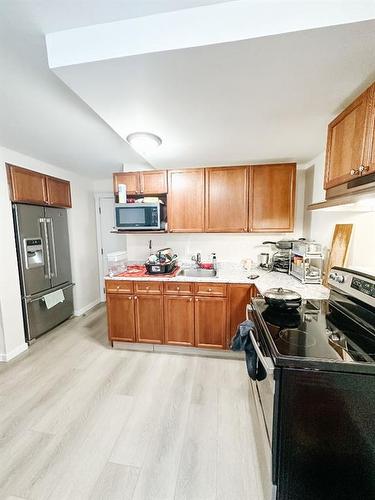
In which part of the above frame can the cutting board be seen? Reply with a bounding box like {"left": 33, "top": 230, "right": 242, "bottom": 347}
{"left": 323, "top": 224, "right": 353, "bottom": 284}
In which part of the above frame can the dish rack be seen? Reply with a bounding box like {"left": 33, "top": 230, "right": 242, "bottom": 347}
{"left": 289, "top": 241, "right": 324, "bottom": 284}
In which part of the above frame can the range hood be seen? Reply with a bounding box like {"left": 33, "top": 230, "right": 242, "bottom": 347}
{"left": 308, "top": 172, "right": 375, "bottom": 212}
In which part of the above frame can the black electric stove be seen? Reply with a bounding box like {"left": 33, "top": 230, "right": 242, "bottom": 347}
{"left": 252, "top": 292, "right": 375, "bottom": 373}
{"left": 249, "top": 267, "right": 375, "bottom": 500}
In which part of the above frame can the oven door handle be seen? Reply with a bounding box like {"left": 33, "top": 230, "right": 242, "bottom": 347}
{"left": 249, "top": 330, "right": 274, "bottom": 375}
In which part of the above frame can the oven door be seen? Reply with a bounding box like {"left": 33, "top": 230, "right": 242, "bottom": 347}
{"left": 115, "top": 204, "right": 160, "bottom": 230}
{"left": 247, "top": 304, "right": 275, "bottom": 444}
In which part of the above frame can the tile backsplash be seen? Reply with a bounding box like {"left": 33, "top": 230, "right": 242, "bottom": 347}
{"left": 126, "top": 232, "right": 304, "bottom": 265}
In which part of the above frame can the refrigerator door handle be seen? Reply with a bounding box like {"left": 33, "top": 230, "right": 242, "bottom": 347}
{"left": 47, "top": 218, "right": 58, "bottom": 278}
{"left": 39, "top": 218, "right": 51, "bottom": 279}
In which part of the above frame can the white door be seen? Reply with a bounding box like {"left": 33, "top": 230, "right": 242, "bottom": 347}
{"left": 95, "top": 194, "right": 127, "bottom": 301}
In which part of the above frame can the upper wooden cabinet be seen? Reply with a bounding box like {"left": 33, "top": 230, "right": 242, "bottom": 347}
{"left": 205, "top": 166, "right": 248, "bottom": 232}
{"left": 325, "top": 82, "right": 375, "bottom": 189}
{"left": 249, "top": 163, "right": 296, "bottom": 233}
{"left": 46, "top": 176, "right": 72, "bottom": 208}
{"left": 167, "top": 168, "right": 205, "bottom": 232}
{"left": 6, "top": 164, "right": 72, "bottom": 208}
{"left": 113, "top": 170, "right": 167, "bottom": 196}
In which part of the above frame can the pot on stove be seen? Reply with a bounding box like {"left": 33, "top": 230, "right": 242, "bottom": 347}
{"left": 264, "top": 287, "right": 302, "bottom": 310}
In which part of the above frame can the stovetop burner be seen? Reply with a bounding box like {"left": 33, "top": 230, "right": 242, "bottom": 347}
{"left": 279, "top": 329, "right": 317, "bottom": 348}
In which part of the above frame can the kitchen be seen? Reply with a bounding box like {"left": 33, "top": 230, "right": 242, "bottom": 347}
{"left": 1, "top": 2, "right": 375, "bottom": 500}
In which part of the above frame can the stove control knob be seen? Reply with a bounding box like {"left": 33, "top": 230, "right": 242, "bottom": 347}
{"left": 329, "top": 272, "right": 338, "bottom": 280}
{"left": 336, "top": 275, "right": 345, "bottom": 284}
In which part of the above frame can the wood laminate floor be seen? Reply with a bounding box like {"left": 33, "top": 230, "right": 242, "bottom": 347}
{"left": 0, "top": 304, "right": 267, "bottom": 500}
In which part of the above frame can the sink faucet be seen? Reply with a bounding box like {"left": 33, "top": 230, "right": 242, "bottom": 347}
{"left": 191, "top": 252, "right": 201, "bottom": 268}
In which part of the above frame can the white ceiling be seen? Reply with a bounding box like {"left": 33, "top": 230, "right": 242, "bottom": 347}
{"left": 2, "top": 1, "right": 375, "bottom": 177}
{"left": 52, "top": 18, "right": 375, "bottom": 169}
{"left": 0, "top": 0, "right": 227, "bottom": 176}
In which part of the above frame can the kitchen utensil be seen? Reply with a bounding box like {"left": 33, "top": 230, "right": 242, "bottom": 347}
{"left": 264, "top": 287, "right": 302, "bottom": 309}
{"left": 263, "top": 238, "right": 306, "bottom": 250}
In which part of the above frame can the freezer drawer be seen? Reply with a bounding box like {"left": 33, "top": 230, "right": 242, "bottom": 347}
{"left": 24, "top": 285, "right": 74, "bottom": 341}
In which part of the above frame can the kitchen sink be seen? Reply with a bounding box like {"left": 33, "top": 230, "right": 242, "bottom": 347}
{"left": 178, "top": 268, "right": 217, "bottom": 278}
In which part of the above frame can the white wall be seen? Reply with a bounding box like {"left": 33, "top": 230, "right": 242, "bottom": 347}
{"left": 125, "top": 169, "right": 306, "bottom": 263}
{"left": 304, "top": 151, "right": 375, "bottom": 269}
{"left": 0, "top": 146, "right": 100, "bottom": 361}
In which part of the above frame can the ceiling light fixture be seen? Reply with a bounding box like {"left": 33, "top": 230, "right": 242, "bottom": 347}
{"left": 126, "top": 132, "right": 162, "bottom": 155}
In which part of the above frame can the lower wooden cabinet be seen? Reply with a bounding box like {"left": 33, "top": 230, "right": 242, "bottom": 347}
{"left": 195, "top": 296, "right": 227, "bottom": 349}
{"left": 106, "top": 281, "right": 255, "bottom": 350}
{"left": 164, "top": 295, "right": 195, "bottom": 346}
{"left": 135, "top": 295, "right": 164, "bottom": 344}
{"left": 106, "top": 293, "right": 136, "bottom": 342}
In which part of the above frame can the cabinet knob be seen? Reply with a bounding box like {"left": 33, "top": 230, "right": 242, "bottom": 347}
{"left": 146, "top": 286, "right": 150, "bottom": 290}
{"left": 176, "top": 286, "right": 180, "bottom": 291}
{"left": 128, "top": 296, "right": 132, "bottom": 300}
{"left": 359, "top": 165, "right": 369, "bottom": 174}
{"left": 350, "top": 168, "right": 360, "bottom": 176}
{"left": 116, "top": 286, "right": 120, "bottom": 290}
{"left": 134, "top": 296, "right": 138, "bottom": 300}
{"left": 195, "top": 298, "right": 199, "bottom": 302}
{"left": 208, "top": 288, "right": 212, "bottom": 292}
{"left": 189, "top": 298, "right": 192, "bottom": 302}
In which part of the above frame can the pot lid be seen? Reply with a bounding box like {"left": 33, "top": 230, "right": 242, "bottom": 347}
{"left": 264, "top": 287, "right": 302, "bottom": 301}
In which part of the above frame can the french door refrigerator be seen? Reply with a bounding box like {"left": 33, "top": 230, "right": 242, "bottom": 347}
{"left": 13, "top": 203, "right": 74, "bottom": 342}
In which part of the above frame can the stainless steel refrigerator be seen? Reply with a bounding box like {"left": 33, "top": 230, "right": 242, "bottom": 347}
{"left": 13, "top": 203, "right": 74, "bottom": 342}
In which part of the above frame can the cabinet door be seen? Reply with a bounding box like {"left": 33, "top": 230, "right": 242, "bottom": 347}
{"left": 106, "top": 293, "right": 136, "bottom": 342}
{"left": 324, "top": 87, "right": 372, "bottom": 189}
{"left": 113, "top": 172, "right": 139, "bottom": 195}
{"left": 6, "top": 164, "right": 47, "bottom": 205}
{"left": 205, "top": 166, "right": 248, "bottom": 232}
{"left": 364, "top": 84, "right": 375, "bottom": 178}
{"left": 46, "top": 176, "right": 72, "bottom": 208}
{"left": 164, "top": 295, "right": 194, "bottom": 346}
{"left": 135, "top": 295, "right": 164, "bottom": 344}
{"left": 228, "top": 285, "right": 253, "bottom": 348}
{"left": 168, "top": 169, "right": 205, "bottom": 232}
{"left": 141, "top": 170, "right": 167, "bottom": 194}
{"left": 195, "top": 297, "right": 227, "bottom": 349}
{"left": 249, "top": 163, "right": 296, "bottom": 232}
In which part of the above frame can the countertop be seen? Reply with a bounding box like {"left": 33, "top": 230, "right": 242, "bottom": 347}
{"left": 106, "top": 262, "right": 330, "bottom": 300}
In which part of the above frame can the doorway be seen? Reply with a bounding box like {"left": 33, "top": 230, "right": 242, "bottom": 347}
{"left": 95, "top": 193, "right": 127, "bottom": 302}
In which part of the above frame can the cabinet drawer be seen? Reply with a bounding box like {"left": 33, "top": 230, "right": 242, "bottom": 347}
{"left": 164, "top": 282, "right": 194, "bottom": 295}
{"left": 134, "top": 281, "right": 163, "bottom": 295}
{"left": 105, "top": 280, "right": 134, "bottom": 294}
{"left": 194, "top": 283, "right": 227, "bottom": 297}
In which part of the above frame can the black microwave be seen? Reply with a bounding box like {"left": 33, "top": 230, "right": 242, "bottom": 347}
{"left": 115, "top": 203, "right": 161, "bottom": 230}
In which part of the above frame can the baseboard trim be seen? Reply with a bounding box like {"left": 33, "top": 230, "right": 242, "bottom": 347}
{"left": 74, "top": 298, "right": 100, "bottom": 317}
{"left": 112, "top": 341, "right": 244, "bottom": 359}
{"left": 0, "top": 342, "right": 28, "bottom": 362}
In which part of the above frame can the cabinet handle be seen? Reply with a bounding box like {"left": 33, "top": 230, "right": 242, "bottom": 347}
{"left": 188, "top": 298, "right": 192, "bottom": 302}
{"left": 350, "top": 168, "right": 360, "bottom": 176}
{"left": 359, "top": 165, "right": 369, "bottom": 174}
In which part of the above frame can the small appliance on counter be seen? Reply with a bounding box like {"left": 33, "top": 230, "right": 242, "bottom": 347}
{"left": 289, "top": 240, "right": 324, "bottom": 284}
{"left": 259, "top": 252, "right": 272, "bottom": 269}
{"left": 145, "top": 247, "right": 178, "bottom": 274}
